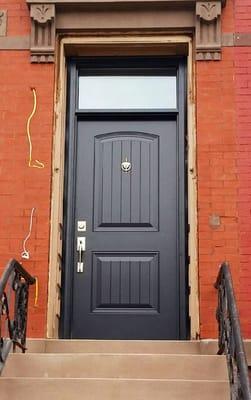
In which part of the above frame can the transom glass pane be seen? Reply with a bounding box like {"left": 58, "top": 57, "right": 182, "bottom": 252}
{"left": 78, "top": 76, "right": 177, "bottom": 110}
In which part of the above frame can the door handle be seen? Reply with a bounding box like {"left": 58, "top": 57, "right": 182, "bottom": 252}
{"left": 77, "top": 237, "right": 86, "bottom": 273}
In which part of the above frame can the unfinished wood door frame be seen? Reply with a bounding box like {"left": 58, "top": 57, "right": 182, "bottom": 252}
{"left": 47, "top": 34, "right": 199, "bottom": 339}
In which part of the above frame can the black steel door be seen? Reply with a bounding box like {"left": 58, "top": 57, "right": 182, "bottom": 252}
{"left": 62, "top": 57, "right": 188, "bottom": 339}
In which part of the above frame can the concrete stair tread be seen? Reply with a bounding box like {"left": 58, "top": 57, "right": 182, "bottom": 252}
{"left": 25, "top": 339, "right": 219, "bottom": 354}
{"left": 2, "top": 353, "right": 228, "bottom": 380}
{"left": 0, "top": 377, "right": 230, "bottom": 383}
{"left": 0, "top": 377, "right": 230, "bottom": 400}
{"left": 6, "top": 352, "right": 224, "bottom": 356}
{"left": 0, "top": 340, "right": 230, "bottom": 399}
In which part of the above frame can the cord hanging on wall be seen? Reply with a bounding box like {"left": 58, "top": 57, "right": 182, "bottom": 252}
{"left": 26, "top": 88, "right": 45, "bottom": 169}
{"left": 34, "top": 276, "right": 39, "bottom": 307}
{"left": 21, "top": 207, "right": 36, "bottom": 260}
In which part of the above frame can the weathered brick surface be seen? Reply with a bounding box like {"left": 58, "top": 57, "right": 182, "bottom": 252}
{"left": 0, "top": 0, "right": 250, "bottom": 339}
{"left": 222, "top": 0, "right": 235, "bottom": 32}
{"left": 0, "top": 0, "right": 30, "bottom": 36}
{"left": 198, "top": 0, "right": 251, "bottom": 339}
{"left": 234, "top": 0, "right": 251, "bottom": 338}
{"left": 196, "top": 47, "right": 239, "bottom": 338}
{"left": 234, "top": 47, "right": 251, "bottom": 337}
{"left": 0, "top": 1, "right": 54, "bottom": 336}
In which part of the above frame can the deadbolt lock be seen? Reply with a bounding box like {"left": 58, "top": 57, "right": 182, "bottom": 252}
{"left": 77, "top": 220, "right": 87, "bottom": 232}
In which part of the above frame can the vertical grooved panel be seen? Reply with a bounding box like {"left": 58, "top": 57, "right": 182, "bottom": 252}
{"left": 140, "top": 141, "right": 150, "bottom": 224}
{"left": 100, "top": 260, "right": 111, "bottom": 306}
{"left": 92, "top": 253, "right": 159, "bottom": 311}
{"left": 121, "top": 140, "right": 131, "bottom": 223}
{"left": 102, "top": 142, "right": 112, "bottom": 223}
{"left": 140, "top": 261, "right": 150, "bottom": 305}
{"left": 131, "top": 140, "right": 140, "bottom": 223}
{"left": 94, "top": 133, "right": 159, "bottom": 231}
{"left": 110, "top": 261, "right": 120, "bottom": 305}
{"left": 111, "top": 141, "right": 122, "bottom": 223}
{"left": 130, "top": 261, "right": 140, "bottom": 305}
{"left": 120, "top": 261, "right": 130, "bottom": 304}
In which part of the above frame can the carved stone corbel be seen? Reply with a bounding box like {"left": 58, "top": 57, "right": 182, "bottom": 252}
{"left": 30, "top": 4, "right": 55, "bottom": 63}
{"left": 196, "top": 1, "right": 222, "bottom": 61}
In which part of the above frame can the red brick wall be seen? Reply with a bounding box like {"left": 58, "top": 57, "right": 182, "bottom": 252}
{"left": 0, "top": 0, "right": 250, "bottom": 339}
{"left": 198, "top": 0, "right": 251, "bottom": 338}
{"left": 196, "top": 46, "right": 239, "bottom": 337}
{"left": 0, "top": 0, "right": 30, "bottom": 35}
{"left": 0, "top": 0, "right": 54, "bottom": 337}
{"left": 234, "top": 0, "right": 251, "bottom": 337}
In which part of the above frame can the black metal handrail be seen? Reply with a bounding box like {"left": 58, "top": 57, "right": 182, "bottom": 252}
{"left": 0, "top": 258, "right": 35, "bottom": 373}
{"left": 215, "top": 262, "right": 251, "bottom": 400}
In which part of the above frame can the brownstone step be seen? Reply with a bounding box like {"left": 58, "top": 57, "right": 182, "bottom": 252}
{"left": 0, "top": 377, "right": 230, "bottom": 400}
{"left": 0, "top": 339, "right": 230, "bottom": 400}
{"left": 2, "top": 353, "right": 228, "bottom": 380}
{"left": 25, "top": 339, "right": 218, "bottom": 354}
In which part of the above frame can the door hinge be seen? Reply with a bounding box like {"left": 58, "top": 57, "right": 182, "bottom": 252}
{"left": 58, "top": 253, "right": 62, "bottom": 271}
{"left": 57, "top": 283, "right": 62, "bottom": 301}
{"left": 187, "top": 255, "right": 191, "bottom": 265}
{"left": 59, "top": 223, "right": 63, "bottom": 241}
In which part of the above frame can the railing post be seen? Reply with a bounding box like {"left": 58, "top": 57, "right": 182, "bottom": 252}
{"left": 0, "top": 259, "right": 35, "bottom": 373}
{"left": 215, "top": 262, "right": 251, "bottom": 400}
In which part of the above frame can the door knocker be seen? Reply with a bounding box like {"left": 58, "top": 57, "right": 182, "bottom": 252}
{"left": 121, "top": 157, "right": 132, "bottom": 173}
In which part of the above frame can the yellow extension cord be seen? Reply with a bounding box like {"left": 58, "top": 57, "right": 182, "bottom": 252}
{"left": 26, "top": 88, "right": 45, "bottom": 169}
{"left": 34, "top": 276, "right": 39, "bottom": 307}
